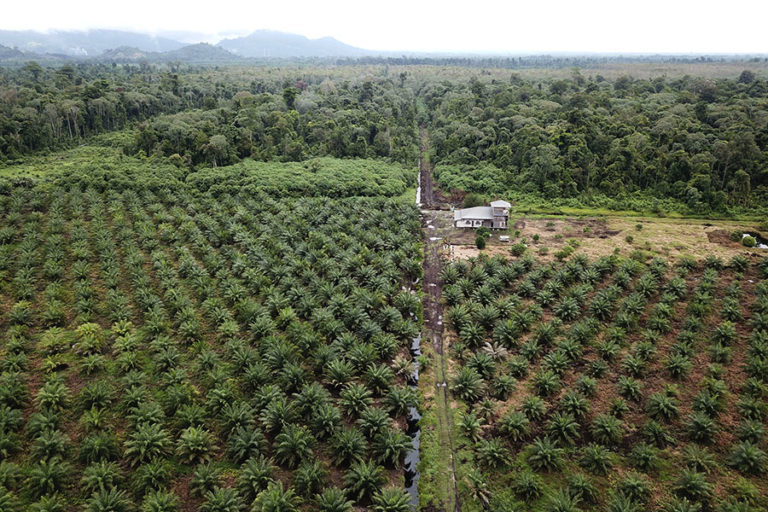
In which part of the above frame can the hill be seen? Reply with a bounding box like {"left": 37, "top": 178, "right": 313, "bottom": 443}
{"left": 0, "top": 29, "right": 184, "bottom": 56}
{"left": 163, "top": 43, "right": 240, "bottom": 62}
{"left": 0, "top": 44, "right": 24, "bottom": 60}
{"left": 217, "top": 30, "right": 370, "bottom": 57}
{"left": 98, "top": 43, "right": 241, "bottom": 63}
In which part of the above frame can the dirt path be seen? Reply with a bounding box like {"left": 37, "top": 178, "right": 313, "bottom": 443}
{"left": 419, "top": 127, "right": 461, "bottom": 512}
{"left": 419, "top": 128, "right": 449, "bottom": 210}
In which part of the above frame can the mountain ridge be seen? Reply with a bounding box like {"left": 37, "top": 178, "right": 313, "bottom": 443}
{"left": 217, "top": 29, "right": 369, "bottom": 58}
{"left": 0, "top": 28, "right": 372, "bottom": 60}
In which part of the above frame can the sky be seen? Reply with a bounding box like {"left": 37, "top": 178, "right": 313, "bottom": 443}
{"left": 3, "top": 0, "right": 768, "bottom": 54}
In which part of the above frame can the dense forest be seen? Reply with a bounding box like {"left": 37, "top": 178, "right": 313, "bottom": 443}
{"left": 1, "top": 61, "right": 768, "bottom": 212}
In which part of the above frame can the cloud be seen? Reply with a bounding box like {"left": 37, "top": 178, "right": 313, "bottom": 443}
{"left": 2, "top": 0, "right": 767, "bottom": 53}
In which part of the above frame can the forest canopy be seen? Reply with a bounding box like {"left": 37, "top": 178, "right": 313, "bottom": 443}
{"left": 1, "top": 60, "right": 768, "bottom": 215}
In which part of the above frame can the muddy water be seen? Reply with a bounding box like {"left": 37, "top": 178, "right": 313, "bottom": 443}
{"left": 404, "top": 333, "right": 421, "bottom": 507}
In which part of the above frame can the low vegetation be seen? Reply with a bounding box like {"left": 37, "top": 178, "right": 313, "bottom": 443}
{"left": 0, "top": 165, "right": 421, "bottom": 509}
{"left": 442, "top": 250, "right": 768, "bottom": 511}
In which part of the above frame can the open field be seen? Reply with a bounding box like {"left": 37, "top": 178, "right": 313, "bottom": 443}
{"left": 442, "top": 213, "right": 768, "bottom": 265}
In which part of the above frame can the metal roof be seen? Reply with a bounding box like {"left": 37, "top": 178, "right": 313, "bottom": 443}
{"left": 454, "top": 206, "right": 494, "bottom": 221}
{"left": 490, "top": 200, "right": 511, "bottom": 208}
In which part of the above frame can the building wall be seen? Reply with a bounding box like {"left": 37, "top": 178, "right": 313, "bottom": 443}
{"left": 455, "top": 219, "right": 495, "bottom": 228}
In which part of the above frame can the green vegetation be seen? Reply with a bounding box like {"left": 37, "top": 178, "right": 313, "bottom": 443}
{"left": 187, "top": 158, "right": 415, "bottom": 198}
{"left": 0, "top": 163, "right": 421, "bottom": 508}
{"left": 427, "top": 74, "right": 768, "bottom": 216}
{"left": 4, "top": 57, "right": 768, "bottom": 512}
{"left": 442, "top": 251, "right": 768, "bottom": 511}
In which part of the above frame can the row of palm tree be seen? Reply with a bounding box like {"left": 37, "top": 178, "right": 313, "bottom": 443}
{"left": 443, "top": 250, "right": 767, "bottom": 511}
{"left": 0, "top": 183, "right": 423, "bottom": 510}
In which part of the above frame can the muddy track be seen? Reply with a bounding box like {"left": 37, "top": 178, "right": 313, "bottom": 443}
{"left": 419, "top": 128, "right": 449, "bottom": 211}
{"left": 419, "top": 127, "right": 461, "bottom": 512}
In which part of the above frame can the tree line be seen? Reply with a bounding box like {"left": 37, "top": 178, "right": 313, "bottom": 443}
{"left": 2, "top": 61, "right": 768, "bottom": 214}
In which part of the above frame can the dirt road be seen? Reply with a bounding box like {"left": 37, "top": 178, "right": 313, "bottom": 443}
{"left": 419, "top": 127, "right": 460, "bottom": 512}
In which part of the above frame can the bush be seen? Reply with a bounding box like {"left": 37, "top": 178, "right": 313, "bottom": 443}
{"left": 475, "top": 235, "right": 486, "bottom": 250}
{"left": 673, "top": 470, "right": 713, "bottom": 503}
{"left": 616, "top": 473, "right": 651, "bottom": 504}
{"left": 727, "top": 441, "right": 766, "bottom": 475}
{"left": 527, "top": 437, "right": 564, "bottom": 472}
{"left": 580, "top": 443, "right": 614, "bottom": 475}
{"left": 742, "top": 235, "right": 756, "bottom": 248}
{"left": 463, "top": 193, "right": 484, "bottom": 208}
{"left": 510, "top": 242, "right": 527, "bottom": 256}
{"left": 513, "top": 471, "right": 543, "bottom": 502}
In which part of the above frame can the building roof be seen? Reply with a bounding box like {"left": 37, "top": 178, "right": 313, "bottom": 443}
{"left": 454, "top": 206, "right": 494, "bottom": 221}
{"left": 490, "top": 200, "right": 511, "bottom": 208}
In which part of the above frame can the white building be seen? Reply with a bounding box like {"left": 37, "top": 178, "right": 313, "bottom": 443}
{"left": 454, "top": 200, "right": 511, "bottom": 229}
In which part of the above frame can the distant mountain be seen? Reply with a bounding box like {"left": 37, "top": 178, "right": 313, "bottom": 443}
{"left": 0, "top": 44, "right": 24, "bottom": 60}
{"left": 0, "top": 29, "right": 184, "bottom": 57}
{"left": 98, "top": 43, "right": 242, "bottom": 64}
{"left": 164, "top": 43, "right": 239, "bottom": 61}
{"left": 0, "top": 28, "right": 374, "bottom": 62}
{"left": 99, "top": 46, "right": 150, "bottom": 60}
{"left": 217, "top": 30, "right": 370, "bottom": 58}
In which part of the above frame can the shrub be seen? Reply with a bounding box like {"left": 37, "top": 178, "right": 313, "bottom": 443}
{"left": 274, "top": 424, "right": 314, "bottom": 469}
{"left": 567, "top": 473, "right": 598, "bottom": 504}
{"left": 140, "top": 490, "right": 180, "bottom": 512}
{"left": 451, "top": 367, "right": 484, "bottom": 403}
{"left": 474, "top": 438, "right": 509, "bottom": 469}
{"left": 647, "top": 393, "right": 679, "bottom": 422}
{"left": 545, "top": 488, "right": 582, "bottom": 512}
{"left": 124, "top": 423, "right": 172, "bottom": 465}
{"left": 532, "top": 370, "right": 561, "bottom": 397}
{"left": 521, "top": 396, "right": 548, "bottom": 421}
{"left": 682, "top": 445, "right": 717, "bottom": 474}
{"left": 727, "top": 441, "right": 766, "bottom": 475}
{"left": 85, "top": 488, "right": 133, "bottom": 512}
{"left": 686, "top": 413, "right": 718, "bottom": 444}
{"left": 343, "top": 461, "right": 385, "bottom": 505}
{"left": 200, "top": 487, "right": 242, "bottom": 512}
{"left": 190, "top": 463, "right": 222, "bottom": 498}
{"left": 545, "top": 413, "right": 580, "bottom": 446}
{"left": 176, "top": 427, "right": 215, "bottom": 464}
{"left": 253, "top": 481, "right": 301, "bottom": 512}
{"left": 315, "top": 487, "right": 353, "bottom": 512}
{"left": 591, "top": 414, "right": 623, "bottom": 445}
{"left": 27, "top": 457, "right": 70, "bottom": 497}
{"left": 628, "top": 443, "right": 659, "bottom": 472}
{"left": 616, "top": 473, "right": 651, "bottom": 504}
{"left": 673, "top": 470, "right": 712, "bottom": 503}
{"left": 512, "top": 470, "right": 543, "bottom": 502}
{"left": 580, "top": 443, "right": 614, "bottom": 475}
{"left": 742, "top": 235, "right": 756, "bottom": 247}
{"left": 371, "top": 487, "right": 410, "bottom": 512}
{"left": 498, "top": 411, "right": 531, "bottom": 442}
{"left": 527, "top": 437, "right": 564, "bottom": 472}
{"left": 736, "top": 419, "right": 765, "bottom": 444}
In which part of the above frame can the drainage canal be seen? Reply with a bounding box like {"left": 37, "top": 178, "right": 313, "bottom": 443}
{"left": 404, "top": 333, "right": 421, "bottom": 508}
